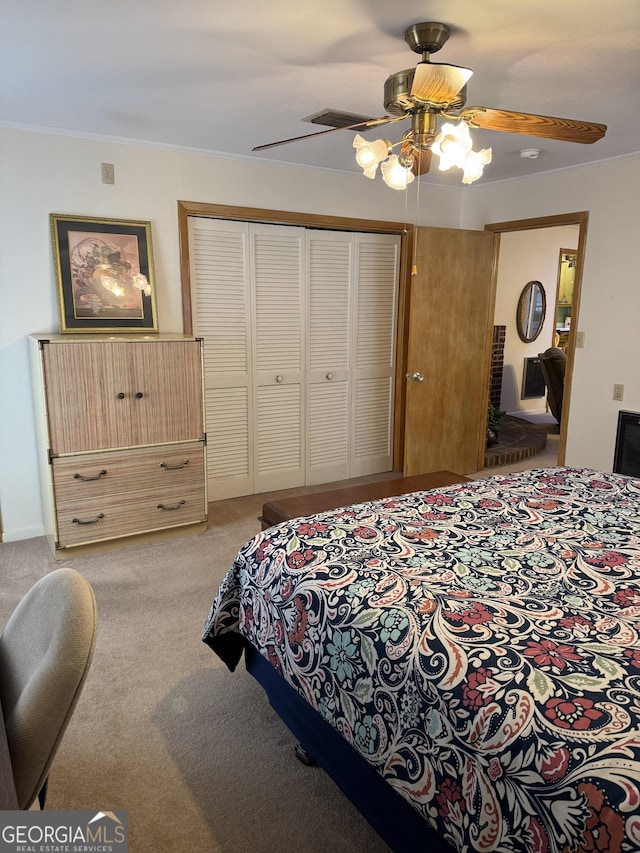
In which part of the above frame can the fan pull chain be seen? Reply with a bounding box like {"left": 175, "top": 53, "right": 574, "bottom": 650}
{"left": 403, "top": 178, "right": 409, "bottom": 235}
{"left": 411, "top": 171, "right": 421, "bottom": 276}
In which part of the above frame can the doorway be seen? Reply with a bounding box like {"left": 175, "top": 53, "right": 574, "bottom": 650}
{"left": 484, "top": 212, "right": 589, "bottom": 468}
{"left": 554, "top": 249, "right": 577, "bottom": 349}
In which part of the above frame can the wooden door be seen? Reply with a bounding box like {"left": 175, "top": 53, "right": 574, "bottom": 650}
{"left": 404, "top": 227, "right": 495, "bottom": 476}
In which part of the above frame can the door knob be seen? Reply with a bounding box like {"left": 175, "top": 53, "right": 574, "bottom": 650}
{"left": 406, "top": 372, "right": 424, "bottom": 382}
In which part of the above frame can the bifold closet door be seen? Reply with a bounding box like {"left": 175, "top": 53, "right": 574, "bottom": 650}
{"left": 251, "top": 225, "right": 305, "bottom": 494}
{"left": 188, "top": 218, "right": 305, "bottom": 499}
{"left": 351, "top": 233, "right": 399, "bottom": 478}
{"left": 189, "top": 217, "right": 399, "bottom": 499}
{"left": 306, "top": 231, "right": 352, "bottom": 485}
{"left": 306, "top": 231, "right": 399, "bottom": 484}
{"left": 189, "top": 218, "right": 253, "bottom": 499}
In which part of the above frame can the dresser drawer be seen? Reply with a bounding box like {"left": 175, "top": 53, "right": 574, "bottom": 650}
{"left": 56, "top": 482, "right": 207, "bottom": 547}
{"left": 53, "top": 443, "right": 205, "bottom": 503}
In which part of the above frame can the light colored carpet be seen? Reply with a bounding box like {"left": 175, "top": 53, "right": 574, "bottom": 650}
{"left": 0, "top": 488, "right": 393, "bottom": 852}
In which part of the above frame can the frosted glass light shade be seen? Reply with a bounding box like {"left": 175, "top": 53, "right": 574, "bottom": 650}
{"left": 353, "top": 134, "right": 391, "bottom": 178}
{"left": 461, "top": 147, "right": 492, "bottom": 184}
{"left": 431, "top": 122, "right": 472, "bottom": 171}
{"left": 380, "top": 155, "right": 415, "bottom": 190}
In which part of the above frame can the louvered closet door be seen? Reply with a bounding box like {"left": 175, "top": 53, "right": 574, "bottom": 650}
{"left": 188, "top": 218, "right": 253, "bottom": 499}
{"left": 251, "top": 224, "right": 305, "bottom": 493}
{"left": 188, "top": 217, "right": 399, "bottom": 499}
{"left": 306, "top": 230, "right": 352, "bottom": 485}
{"left": 351, "top": 233, "right": 400, "bottom": 477}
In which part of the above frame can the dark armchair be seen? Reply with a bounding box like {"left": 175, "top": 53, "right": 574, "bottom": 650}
{"left": 538, "top": 346, "right": 567, "bottom": 424}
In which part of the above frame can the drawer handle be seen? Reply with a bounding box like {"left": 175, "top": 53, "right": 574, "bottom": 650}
{"left": 157, "top": 500, "right": 186, "bottom": 511}
{"left": 160, "top": 460, "right": 189, "bottom": 470}
{"left": 117, "top": 392, "right": 126, "bottom": 400}
{"left": 135, "top": 392, "right": 144, "bottom": 399}
{"left": 74, "top": 469, "right": 107, "bottom": 482}
{"left": 72, "top": 513, "right": 105, "bottom": 525}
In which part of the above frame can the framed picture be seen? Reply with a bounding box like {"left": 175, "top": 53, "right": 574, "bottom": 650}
{"left": 50, "top": 214, "right": 158, "bottom": 333}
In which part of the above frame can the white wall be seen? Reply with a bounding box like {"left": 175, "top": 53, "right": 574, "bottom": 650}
{"left": 0, "top": 127, "right": 463, "bottom": 542}
{"left": 461, "top": 154, "right": 640, "bottom": 470}
{"left": 495, "top": 226, "right": 578, "bottom": 415}
{"left": 2, "top": 128, "right": 638, "bottom": 541}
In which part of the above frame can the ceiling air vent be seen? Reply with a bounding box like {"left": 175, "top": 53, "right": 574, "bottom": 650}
{"left": 302, "top": 109, "right": 375, "bottom": 131}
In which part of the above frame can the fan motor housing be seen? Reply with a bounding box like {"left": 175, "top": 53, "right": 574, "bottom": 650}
{"left": 384, "top": 69, "right": 416, "bottom": 115}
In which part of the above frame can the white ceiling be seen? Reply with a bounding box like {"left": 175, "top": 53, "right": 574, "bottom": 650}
{"left": 2, "top": 0, "right": 639, "bottom": 185}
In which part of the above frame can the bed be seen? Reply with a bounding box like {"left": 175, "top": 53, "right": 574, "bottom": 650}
{"left": 202, "top": 467, "right": 640, "bottom": 852}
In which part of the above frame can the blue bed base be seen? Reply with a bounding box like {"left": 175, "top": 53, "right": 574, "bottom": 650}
{"left": 245, "top": 643, "right": 454, "bottom": 853}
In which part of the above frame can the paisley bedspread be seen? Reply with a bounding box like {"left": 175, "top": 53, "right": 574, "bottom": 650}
{"left": 202, "top": 467, "right": 640, "bottom": 853}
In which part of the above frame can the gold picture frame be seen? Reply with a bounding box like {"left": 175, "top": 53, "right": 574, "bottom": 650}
{"left": 50, "top": 214, "right": 158, "bottom": 333}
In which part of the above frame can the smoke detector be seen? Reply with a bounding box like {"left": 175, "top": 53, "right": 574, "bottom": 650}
{"left": 520, "top": 148, "right": 541, "bottom": 159}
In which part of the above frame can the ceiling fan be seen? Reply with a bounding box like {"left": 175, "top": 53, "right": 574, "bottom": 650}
{"left": 253, "top": 22, "right": 607, "bottom": 185}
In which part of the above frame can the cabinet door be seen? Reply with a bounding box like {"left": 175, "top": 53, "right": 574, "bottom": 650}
{"left": 43, "top": 341, "right": 132, "bottom": 453}
{"left": 128, "top": 340, "right": 204, "bottom": 446}
{"left": 306, "top": 230, "right": 352, "bottom": 485}
{"left": 42, "top": 339, "right": 203, "bottom": 454}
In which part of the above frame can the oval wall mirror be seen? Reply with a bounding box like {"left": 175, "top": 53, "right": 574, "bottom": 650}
{"left": 516, "top": 280, "right": 546, "bottom": 343}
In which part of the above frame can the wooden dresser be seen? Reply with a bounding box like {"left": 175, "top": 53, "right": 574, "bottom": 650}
{"left": 30, "top": 334, "right": 207, "bottom": 557}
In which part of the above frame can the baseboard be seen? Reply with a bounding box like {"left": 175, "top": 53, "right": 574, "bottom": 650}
{"left": 1, "top": 524, "right": 46, "bottom": 543}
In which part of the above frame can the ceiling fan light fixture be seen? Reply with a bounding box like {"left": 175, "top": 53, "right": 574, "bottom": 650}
{"left": 255, "top": 21, "right": 606, "bottom": 187}
{"left": 380, "top": 154, "right": 415, "bottom": 190}
{"left": 353, "top": 134, "right": 392, "bottom": 178}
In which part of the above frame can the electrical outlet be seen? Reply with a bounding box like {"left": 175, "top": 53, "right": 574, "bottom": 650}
{"left": 613, "top": 384, "right": 624, "bottom": 402}
{"left": 101, "top": 162, "right": 115, "bottom": 184}
{"left": 575, "top": 331, "right": 585, "bottom": 348}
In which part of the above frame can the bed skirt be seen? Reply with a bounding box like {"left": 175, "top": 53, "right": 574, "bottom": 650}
{"left": 244, "top": 643, "right": 453, "bottom": 853}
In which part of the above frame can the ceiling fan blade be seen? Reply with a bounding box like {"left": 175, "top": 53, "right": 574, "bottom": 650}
{"left": 252, "top": 116, "right": 397, "bottom": 152}
{"left": 460, "top": 107, "right": 607, "bottom": 144}
{"left": 411, "top": 62, "right": 473, "bottom": 107}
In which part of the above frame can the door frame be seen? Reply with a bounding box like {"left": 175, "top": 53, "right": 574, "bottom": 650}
{"left": 484, "top": 211, "right": 589, "bottom": 467}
